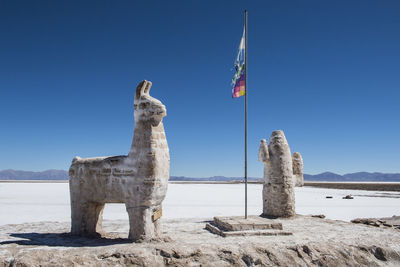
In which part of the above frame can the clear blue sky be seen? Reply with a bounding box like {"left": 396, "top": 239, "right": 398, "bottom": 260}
{"left": 1, "top": 0, "right": 399, "bottom": 177}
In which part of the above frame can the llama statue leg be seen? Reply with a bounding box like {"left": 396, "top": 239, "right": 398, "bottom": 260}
{"left": 70, "top": 199, "right": 85, "bottom": 235}
{"left": 70, "top": 183, "right": 86, "bottom": 235}
{"left": 126, "top": 205, "right": 161, "bottom": 241}
{"left": 81, "top": 202, "right": 105, "bottom": 236}
{"left": 71, "top": 199, "right": 104, "bottom": 236}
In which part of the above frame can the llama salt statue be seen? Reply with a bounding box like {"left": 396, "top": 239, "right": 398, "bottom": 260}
{"left": 258, "top": 130, "right": 296, "bottom": 217}
{"left": 69, "top": 80, "right": 169, "bottom": 241}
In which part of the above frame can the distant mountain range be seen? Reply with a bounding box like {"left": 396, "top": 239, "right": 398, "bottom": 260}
{"left": 1, "top": 169, "right": 400, "bottom": 182}
{"left": 0, "top": 169, "right": 69, "bottom": 180}
{"left": 169, "top": 172, "right": 400, "bottom": 182}
{"left": 304, "top": 172, "right": 400, "bottom": 182}
{"left": 169, "top": 176, "right": 262, "bottom": 182}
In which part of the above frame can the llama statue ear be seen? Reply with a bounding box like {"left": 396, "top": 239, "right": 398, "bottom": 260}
{"left": 144, "top": 81, "right": 152, "bottom": 95}
{"left": 135, "top": 80, "right": 148, "bottom": 99}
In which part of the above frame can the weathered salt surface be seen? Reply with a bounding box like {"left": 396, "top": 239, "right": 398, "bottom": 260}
{"left": 1, "top": 216, "right": 400, "bottom": 266}
{"left": 0, "top": 183, "right": 399, "bottom": 225}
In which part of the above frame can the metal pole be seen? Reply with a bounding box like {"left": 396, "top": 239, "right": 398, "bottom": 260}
{"left": 244, "top": 10, "right": 248, "bottom": 219}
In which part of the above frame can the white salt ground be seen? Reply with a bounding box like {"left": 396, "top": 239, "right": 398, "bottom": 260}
{"left": 0, "top": 182, "right": 399, "bottom": 225}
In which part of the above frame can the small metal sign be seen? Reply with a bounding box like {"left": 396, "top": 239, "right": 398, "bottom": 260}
{"left": 152, "top": 208, "right": 162, "bottom": 222}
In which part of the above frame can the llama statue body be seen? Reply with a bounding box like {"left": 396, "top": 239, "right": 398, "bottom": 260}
{"left": 69, "top": 80, "right": 169, "bottom": 241}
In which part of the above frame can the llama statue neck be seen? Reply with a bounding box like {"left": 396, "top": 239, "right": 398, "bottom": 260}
{"left": 127, "top": 80, "right": 169, "bottom": 179}
{"left": 128, "top": 121, "right": 167, "bottom": 158}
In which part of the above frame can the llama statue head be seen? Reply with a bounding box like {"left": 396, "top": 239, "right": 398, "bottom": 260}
{"left": 134, "top": 80, "right": 166, "bottom": 126}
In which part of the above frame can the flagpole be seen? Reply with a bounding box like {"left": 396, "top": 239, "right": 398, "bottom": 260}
{"left": 244, "top": 10, "right": 248, "bottom": 219}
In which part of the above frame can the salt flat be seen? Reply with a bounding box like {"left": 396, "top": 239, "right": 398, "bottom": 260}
{"left": 0, "top": 183, "right": 399, "bottom": 225}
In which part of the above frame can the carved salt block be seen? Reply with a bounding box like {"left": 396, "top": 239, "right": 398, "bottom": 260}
{"left": 258, "top": 130, "right": 295, "bottom": 218}
{"left": 293, "top": 152, "right": 304, "bottom": 187}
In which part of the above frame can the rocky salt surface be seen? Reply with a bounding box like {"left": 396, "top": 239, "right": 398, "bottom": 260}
{"left": 1, "top": 216, "right": 400, "bottom": 266}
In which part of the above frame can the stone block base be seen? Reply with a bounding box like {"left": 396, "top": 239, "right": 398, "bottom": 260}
{"left": 205, "top": 216, "right": 292, "bottom": 237}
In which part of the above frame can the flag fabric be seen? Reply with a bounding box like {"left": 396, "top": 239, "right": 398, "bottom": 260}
{"left": 232, "top": 27, "right": 246, "bottom": 98}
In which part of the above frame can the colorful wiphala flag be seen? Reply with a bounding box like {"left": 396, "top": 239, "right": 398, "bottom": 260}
{"left": 232, "top": 27, "right": 246, "bottom": 98}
